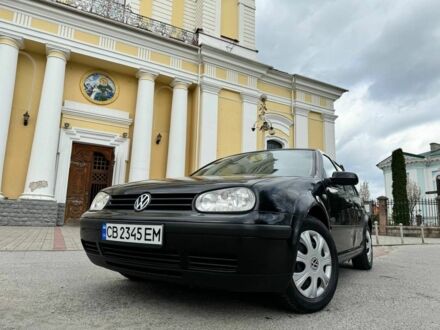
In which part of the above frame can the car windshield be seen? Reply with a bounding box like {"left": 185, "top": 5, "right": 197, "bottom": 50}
{"left": 192, "top": 150, "right": 315, "bottom": 177}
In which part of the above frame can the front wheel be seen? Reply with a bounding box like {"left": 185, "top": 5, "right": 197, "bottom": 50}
{"left": 281, "top": 217, "right": 339, "bottom": 313}
{"left": 352, "top": 227, "right": 373, "bottom": 270}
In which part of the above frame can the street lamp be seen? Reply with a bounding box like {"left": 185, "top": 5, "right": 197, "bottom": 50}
{"left": 251, "top": 94, "right": 275, "bottom": 135}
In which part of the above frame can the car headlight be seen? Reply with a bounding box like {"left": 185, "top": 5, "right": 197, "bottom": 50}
{"left": 90, "top": 192, "right": 110, "bottom": 211}
{"left": 195, "top": 187, "right": 256, "bottom": 213}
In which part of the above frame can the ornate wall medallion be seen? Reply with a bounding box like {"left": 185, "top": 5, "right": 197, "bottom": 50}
{"left": 81, "top": 72, "right": 119, "bottom": 105}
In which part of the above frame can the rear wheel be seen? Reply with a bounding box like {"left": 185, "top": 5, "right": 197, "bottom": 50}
{"left": 352, "top": 228, "right": 373, "bottom": 270}
{"left": 281, "top": 217, "right": 339, "bottom": 313}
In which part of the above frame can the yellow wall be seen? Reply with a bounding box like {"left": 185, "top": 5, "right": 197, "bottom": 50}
{"left": 266, "top": 101, "right": 291, "bottom": 115}
{"left": 238, "top": 73, "right": 248, "bottom": 86}
{"left": 308, "top": 112, "right": 324, "bottom": 150}
{"left": 171, "top": 0, "right": 185, "bottom": 28}
{"left": 30, "top": 18, "right": 59, "bottom": 34}
{"left": 182, "top": 60, "right": 198, "bottom": 74}
{"left": 63, "top": 61, "right": 138, "bottom": 115}
{"left": 74, "top": 30, "right": 100, "bottom": 46}
{"left": 60, "top": 115, "right": 128, "bottom": 135}
{"left": 149, "top": 84, "right": 173, "bottom": 179}
{"left": 115, "top": 41, "right": 138, "bottom": 57}
{"left": 304, "top": 92, "right": 312, "bottom": 103}
{"left": 258, "top": 80, "right": 291, "bottom": 99}
{"left": 63, "top": 61, "right": 138, "bottom": 181}
{"left": 257, "top": 128, "right": 265, "bottom": 150}
{"left": 216, "top": 67, "right": 227, "bottom": 80}
{"left": 217, "top": 90, "right": 242, "bottom": 158}
{"left": 0, "top": 8, "right": 14, "bottom": 21}
{"left": 221, "top": 0, "right": 239, "bottom": 40}
{"left": 3, "top": 51, "right": 46, "bottom": 198}
{"left": 142, "top": 83, "right": 195, "bottom": 179}
{"left": 140, "top": 0, "right": 153, "bottom": 17}
{"left": 150, "top": 52, "right": 171, "bottom": 66}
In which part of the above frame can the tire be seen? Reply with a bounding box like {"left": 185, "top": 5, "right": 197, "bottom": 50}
{"left": 352, "top": 227, "right": 373, "bottom": 270}
{"left": 281, "top": 216, "right": 339, "bottom": 313}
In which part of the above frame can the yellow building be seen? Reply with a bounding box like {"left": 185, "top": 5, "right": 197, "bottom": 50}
{"left": 0, "top": 0, "right": 346, "bottom": 225}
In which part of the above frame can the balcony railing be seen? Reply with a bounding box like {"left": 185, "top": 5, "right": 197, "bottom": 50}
{"left": 48, "top": 0, "right": 198, "bottom": 46}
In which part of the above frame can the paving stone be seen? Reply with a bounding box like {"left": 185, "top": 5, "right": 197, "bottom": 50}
{"left": 0, "top": 226, "right": 82, "bottom": 251}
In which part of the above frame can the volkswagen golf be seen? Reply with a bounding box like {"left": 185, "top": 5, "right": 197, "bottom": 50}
{"left": 80, "top": 149, "right": 373, "bottom": 313}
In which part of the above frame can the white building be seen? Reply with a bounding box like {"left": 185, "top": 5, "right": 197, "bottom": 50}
{"left": 377, "top": 143, "right": 440, "bottom": 199}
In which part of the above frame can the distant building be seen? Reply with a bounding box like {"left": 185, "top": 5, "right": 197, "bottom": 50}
{"left": 377, "top": 143, "right": 440, "bottom": 198}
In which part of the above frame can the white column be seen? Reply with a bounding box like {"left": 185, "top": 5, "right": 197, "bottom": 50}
{"left": 0, "top": 35, "right": 23, "bottom": 199}
{"left": 166, "top": 80, "right": 190, "bottom": 178}
{"left": 128, "top": 70, "right": 158, "bottom": 182}
{"left": 198, "top": 84, "right": 220, "bottom": 168}
{"left": 323, "top": 113, "right": 338, "bottom": 159}
{"left": 20, "top": 45, "right": 70, "bottom": 200}
{"left": 294, "top": 108, "right": 309, "bottom": 148}
{"left": 241, "top": 93, "right": 259, "bottom": 152}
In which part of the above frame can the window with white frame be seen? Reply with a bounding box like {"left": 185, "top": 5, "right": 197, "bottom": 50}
{"left": 266, "top": 139, "right": 283, "bottom": 150}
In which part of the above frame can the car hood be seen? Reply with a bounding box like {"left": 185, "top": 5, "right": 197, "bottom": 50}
{"left": 104, "top": 176, "right": 274, "bottom": 195}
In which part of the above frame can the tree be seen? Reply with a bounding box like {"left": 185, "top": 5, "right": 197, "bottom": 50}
{"left": 391, "top": 148, "right": 410, "bottom": 225}
{"left": 407, "top": 178, "right": 421, "bottom": 224}
{"left": 359, "top": 181, "right": 370, "bottom": 202}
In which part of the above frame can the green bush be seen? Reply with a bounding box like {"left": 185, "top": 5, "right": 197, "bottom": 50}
{"left": 391, "top": 148, "right": 410, "bottom": 225}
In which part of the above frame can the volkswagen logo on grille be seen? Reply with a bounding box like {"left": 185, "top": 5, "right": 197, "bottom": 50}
{"left": 134, "top": 193, "right": 151, "bottom": 212}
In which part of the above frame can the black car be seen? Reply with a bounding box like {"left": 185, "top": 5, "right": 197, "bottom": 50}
{"left": 80, "top": 149, "right": 373, "bottom": 313}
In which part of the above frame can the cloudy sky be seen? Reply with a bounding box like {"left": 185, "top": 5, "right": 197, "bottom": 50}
{"left": 255, "top": 0, "right": 440, "bottom": 197}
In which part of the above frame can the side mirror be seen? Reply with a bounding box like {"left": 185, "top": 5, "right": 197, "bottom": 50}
{"left": 330, "top": 171, "right": 359, "bottom": 186}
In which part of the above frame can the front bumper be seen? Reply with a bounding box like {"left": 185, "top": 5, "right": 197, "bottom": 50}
{"left": 80, "top": 211, "right": 294, "bottom": 293}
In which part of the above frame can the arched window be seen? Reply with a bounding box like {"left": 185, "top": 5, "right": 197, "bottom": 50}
{"left": 267, "top": 140, "right": 283, "bottom": 150}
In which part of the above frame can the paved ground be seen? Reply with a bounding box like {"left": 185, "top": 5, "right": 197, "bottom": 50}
{"left": 0, "top": 226, "right": 82, "bottom": 251}
{"left": 1, "top": 236, "right": 440, "bottom": 329}
{"left": 371, "top": 234, "right": 440, "bottom": 245}
{"left": 1, "top": 226, "right": 439, "bottom": 251}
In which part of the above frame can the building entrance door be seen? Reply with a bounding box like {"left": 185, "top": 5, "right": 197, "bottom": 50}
{"left": 64, "top": 143, "right": 114, "bottom": 224}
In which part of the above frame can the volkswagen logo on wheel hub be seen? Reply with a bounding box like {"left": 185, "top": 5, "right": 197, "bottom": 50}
{"left": 134, "top": 193, "right": 151, "bottom": 212}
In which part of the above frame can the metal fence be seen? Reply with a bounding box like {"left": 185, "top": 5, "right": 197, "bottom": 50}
{"left": 48, "top": 0, "right": 198, "bottom": 45}
{"left": 386, "top": 198, "right": 439, "bottom": 226}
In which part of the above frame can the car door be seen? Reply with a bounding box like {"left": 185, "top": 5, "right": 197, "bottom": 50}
{"left": 320, "top": 155, "right": 354, "bottom": 253}
{"left": 344, "top": 185, "right": 364, "bottom": 248}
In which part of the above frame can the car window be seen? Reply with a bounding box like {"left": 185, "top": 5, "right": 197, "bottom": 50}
{"left": 322, "top": 155, "right": 338, "bottom": 178}
{"left": 193, "top": 150, "right": 315, "bottom": 177}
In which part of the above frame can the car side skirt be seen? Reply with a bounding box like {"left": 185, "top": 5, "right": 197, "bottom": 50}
{"left": 337, "top": 245, "right": 365, "bottom": 264}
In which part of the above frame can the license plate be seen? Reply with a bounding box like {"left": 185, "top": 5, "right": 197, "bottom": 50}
{"left": 101, "top": 223, "right": 163, "bottom": 246}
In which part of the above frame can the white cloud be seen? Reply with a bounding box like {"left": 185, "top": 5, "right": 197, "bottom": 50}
{"left": 255, "top": 0, "right": 440, "bottom": 198}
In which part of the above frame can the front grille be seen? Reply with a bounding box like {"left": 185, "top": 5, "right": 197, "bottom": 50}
{"left": 82, "top": 240, "right": 99, "bottom": 254}
{"left": 188, "top": 255, "right": 238, "bottom": 273}
{"left": 98, "top": 242, "right": 238, "bottom": 274}
{"left": 100, "top": 243, "right": 180, "bottom": 268}
{"left": 106, "top": 261, "right": 183, "bottom": 278}
{"left": 105, "top": 193, "right": 196, "bottom": 211}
